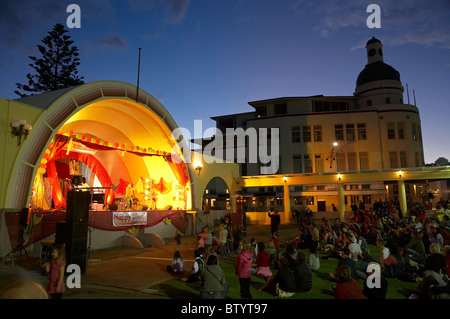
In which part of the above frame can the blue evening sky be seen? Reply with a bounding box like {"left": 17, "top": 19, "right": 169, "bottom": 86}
{"left": 1, "top": 0, "right": 449, "bottom": 163}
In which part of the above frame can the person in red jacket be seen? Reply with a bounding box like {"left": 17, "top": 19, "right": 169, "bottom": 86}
{"left": 235, "top": 240, "right": 254, "bottom": 299}
{"left": 334, "top": 265, "right": 367, "bottom": 299}
{"left": 251, "top": 242, "right": 273, "bottom": 280}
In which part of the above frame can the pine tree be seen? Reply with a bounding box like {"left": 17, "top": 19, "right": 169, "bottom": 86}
{"left": 15, "top": 23, "right": 84, "bottom": 97}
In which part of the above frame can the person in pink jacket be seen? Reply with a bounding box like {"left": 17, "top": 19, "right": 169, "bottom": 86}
{"left": 235, "top": 240, "right": 254, "bottom": 299}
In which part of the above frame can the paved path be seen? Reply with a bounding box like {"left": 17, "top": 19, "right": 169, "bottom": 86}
{"left": 0, "top": 224, "right": 299, "bottom": 299}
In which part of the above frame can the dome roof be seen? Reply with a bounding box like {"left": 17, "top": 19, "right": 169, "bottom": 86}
{"left": 356, "top": 61, "right": 401, "bottom": 87}
{"left": 366, "top": 36, "right": 381, "bottom": 46}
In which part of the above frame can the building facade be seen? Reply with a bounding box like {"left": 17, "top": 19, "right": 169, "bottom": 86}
{"left": 205, "top": 37, "right": 428, "bottom": 215}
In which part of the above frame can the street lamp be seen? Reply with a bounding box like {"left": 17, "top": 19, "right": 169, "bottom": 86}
{"left": 10, "top": 119, "right": 32, "bottom": 146}
{"left": 194, "top": 162, "right": 203, "bottom": 175}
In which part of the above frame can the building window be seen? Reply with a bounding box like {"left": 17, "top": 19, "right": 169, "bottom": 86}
{"left": 387, "top": 122, "right": 396, "bottom": 139}
{"left": 346, "top": 124, "right": 355, "bottom": 141}
{"left": 315, "top": 154, "right": 324, "bottom": 173}
{"left": 293, "top": 155, "right": 302, "bottom": 173}
{"left": 255, "top": 106, "right": 266, "bottom": 117}
{"left": 313, "top": 125, "right": 322, "bottom": 142}
{"left": 291, "top": 126, "right": 301, "bottom": 143}
{"left": 415, "top": 152, "right": 420, "bottom": 167}
{"left": 241, "top": 164, "right": 247, "bottom": 176}
{"left": 303, "top": 126, "right": 311, "bottom": 142}
{"left": 399, "top": 151, "right": 407, "bottom": 168}
{"left": 337, "top": 152, "right": 346, "bottom": 171}
{"left": 274, "top": 103, "right": 287, "bottom": 115}
{"left": 348, "top": 152, "right": 357, "bottom": 170}
{"left": 366, "top": 99, "right": 372, "bottom": 107}
{"left": 304, "top": 155, "right": 313, "bottom": 173}
{"left": 412, "top": 123, "right": 417, "bottom": 141}
{"left": 390, "top": 151, "right": 399, "bottom": 168}
{"left": 386, "top": 97, "right": 391, "bottom": 104}
{"left": 335, "top": 124, "right": 344, "bottom": 141}
{"left": 359, "top": 152, "right": 369, "bottom": 170}
{"left": 357, "top": 123, "right": 366, "bottom": 140}
{"left": 397, "top": 122, "right": 404, "bottom": 139}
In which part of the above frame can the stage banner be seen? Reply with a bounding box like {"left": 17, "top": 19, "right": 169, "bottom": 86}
{"left": 113, "top": 211, "right": 147, "bottom": 227}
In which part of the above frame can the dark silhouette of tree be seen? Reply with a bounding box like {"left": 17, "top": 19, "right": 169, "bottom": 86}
{"left": 15, "top": 23, "right": 84, "bottom": 97}
{"left": 434, "top": 157, "right": 449, "bottom": 166}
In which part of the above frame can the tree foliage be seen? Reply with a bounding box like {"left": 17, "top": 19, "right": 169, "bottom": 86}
{"left": 15, "top": 23, "right": 84, "bottom": 97}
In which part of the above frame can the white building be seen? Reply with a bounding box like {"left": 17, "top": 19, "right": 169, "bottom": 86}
{"left": 202, "top": 37, "right": 429, "bottom": 215}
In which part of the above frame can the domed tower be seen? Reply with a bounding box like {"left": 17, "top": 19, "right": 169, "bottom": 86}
{"left": 354, "top": 37, "right": 404, "bottom": 108}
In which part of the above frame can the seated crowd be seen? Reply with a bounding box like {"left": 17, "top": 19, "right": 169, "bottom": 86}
{"left": 172, "top": 199, "right": 450, "bottom": 299}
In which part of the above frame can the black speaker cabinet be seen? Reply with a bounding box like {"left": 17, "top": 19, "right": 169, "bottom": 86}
{"left": 65, "top": 236, "right": 88, "bottom": 274}
{"left": 55, "top": 221, "right": 88, "bottom": 274}
{"left": 66, "top": 189, "right": 90, "bottom": 223}
{"left": 55, "top": 222, "right": 67, "bottom": 245}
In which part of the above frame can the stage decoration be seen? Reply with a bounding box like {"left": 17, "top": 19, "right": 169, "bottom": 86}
{"left": 127, "top": 227, "right": 139, "bottom": 236}
{"left": 116, "top": 179, "right": 129, "bottom": 195}
{"left": 89, "top": 209, "right": 189, "bottom": 233}
{"left": 154, "top": 177, "right": 172, "bottom": 194}
{"left": 52, "top": 133, "right": 190, "bottom": 186}
{"left": 35, "top": 132, "right": 191, "bottom": 210}
{"left": 163, "top": 217, "right": 171, "bottom": 226}
{"left": 113, "top": 211, "right": 147, "bottom": 227}
{"left": 56, "top": 132, "right": 176, "bottom": 158}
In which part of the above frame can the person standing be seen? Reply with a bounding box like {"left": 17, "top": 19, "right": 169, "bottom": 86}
{"left": 219, "top": 224, "right": 228, "bottom": 260}
{"left": 43, "top": 244, "right": 66, "bottom": 299}
{"left": 235, "top": 241, "right": 253, "bottom": 299}
{"left": 268, "top": 209, "right": 281, "bottom": 235}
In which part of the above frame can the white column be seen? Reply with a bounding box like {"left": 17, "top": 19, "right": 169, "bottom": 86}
{"left": 398, "top": 179, "right": 407, "bottom": 216}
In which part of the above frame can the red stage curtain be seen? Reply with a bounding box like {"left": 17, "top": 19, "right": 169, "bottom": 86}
{"left": 164, "top": 156, "right": 189, "bottom": 186}
{"left": 116, "top": 179, "right": 129, "bottom": 195}
{"left": 46, "top": 159, "right": 67, "bottom": 209}
{"left": 46, "top": 151, "right": 115, "bottom": 208}
{"left": 55, "top": 151, "right": 115, "bottom": 205}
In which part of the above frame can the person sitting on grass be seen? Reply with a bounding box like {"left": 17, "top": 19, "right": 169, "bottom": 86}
{"left": 181, "top": 248, "right": 204, "bottom": 282}
{"left": 259, "top": 256, "right": 297, "bottom": 298}
{"left": 333, "top": 265, "right": 367, "bottom": 299}
{"left": 167, "top": 250, "right": 184, "bottom": 274}
{"left": 293, "top": 252, "right": 312, "bottom": 293}
{"left": 200, "top": 254, "right": 228, "bottom": 299}
{"left": 251, "top": 242, "right": 272, "bottom": 281}
{"left": 329, "top": 248, "right": 359, "bottom": 281}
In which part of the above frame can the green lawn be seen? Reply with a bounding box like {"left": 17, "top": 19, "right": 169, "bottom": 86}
{"left": 150, "top": 244, "right": 419, "bottom": 299}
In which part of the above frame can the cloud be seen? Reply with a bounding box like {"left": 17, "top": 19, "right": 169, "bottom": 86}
{"left": 305, "top": 0, "right": 450, "bottom": 50}
{"left": 0, "top": 0, "right": 66, "bottom": 51}
{"left": 162, "top": 0, "right": 191, "bottom": 24}
{"left": 128, "top": 0, "right": 157, "bottom": 13}
{"left": 97, "top": 33, "right": 129, "bottom": 51}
